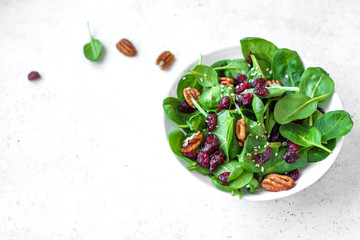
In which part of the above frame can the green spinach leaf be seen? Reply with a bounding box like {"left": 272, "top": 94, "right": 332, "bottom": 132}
{"left": 186, "top": 114, "right": 206, "bottom": 131}
{"left": 83, "top": 22, "right": 103, "bottom": 61}
{"left": 271, "top": 48, "right": 304, "bottom": 87}
{"left": 212, "top": 161, "right": 243, "bottom": 182}
{"left": 307, "top": 139, "right": 336, "bottom": 163}
{"left": 189, "top": 65, "right": 218, "bottom": 87}
{"left": 198, "top": 84, "right": 233, "bottom": 109}
{"left": 242, "top": 84, "right": 299, "bottom": 98}
{"left": 211, "top": 170, "right": 253, "bottom": 191}
{"left": 163, "top": 97, "right": 197, "bottom": 125}
{"left": 176, "top": 74, "right": 203, "bottom": 101}
{"left": 252, "top": 95, "right": 265, "bottom": 123}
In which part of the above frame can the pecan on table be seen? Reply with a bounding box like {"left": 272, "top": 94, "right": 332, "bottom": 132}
{"left": 116, "top": 39, "right": 136, "bottom": 56}
{"left": 156, "top": 51, "right": 174, "bottom": 70}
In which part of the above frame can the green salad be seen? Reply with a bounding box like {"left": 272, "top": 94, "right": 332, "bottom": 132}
{"left": 163, "top": 37, "right": 353, "bottom": 198}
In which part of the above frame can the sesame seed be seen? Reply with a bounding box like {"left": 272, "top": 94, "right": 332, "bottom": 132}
{"left": 285, "top": 74, "right": 288, "bottom": 78}
{"left": 275, "top": 153, "right": 278, "bottom": 156}
{"left": 255, "top": 136, "right": 258, "bottom": 139}
{"left": 261, "top": 167, "right": 264, "bottom": 172}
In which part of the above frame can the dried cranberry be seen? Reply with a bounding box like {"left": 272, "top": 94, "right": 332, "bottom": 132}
{"left": 182, "top": 151, "right": 198, "bottom": 160}
{"left": 251, "top": 78, "right": 266, "bottom": 88}
{"left": 287, "top": 141, "right": 300, "bottom": 151}
{"left": 317, "top": 107, "right": 325, "bottom": 114}
{"left": 281, "top": 150, "right": 300, "bottom": 163}
{"left": 269, "top": 124, "right": 286, "bottom": 142}
{"left": 286, "top": 169, "right": 300, "bottom": 181}
{"left": 221, "top": 182, "right": 229, "bottom": 186}
{"left": 209, "top": 149, "right": 226, "bottom": 173}
{"left": 246, "top": 51, "right": 253, "bottom": 67}
{"left": 235, "top": 93, "right": 253, "bottom": 107}
{"left": 217, "top": 171, "right": 230, "bottom": 183}
{"left": 234, "top": 73, "right": 247, "bottom": 86}
{"left": 197, "top": 152, "right": 210, "bottom": 168}
{"left": 178, "top": 101, "right": 195, "bottom": 113}
{"left": 206, "top": 114, "right": 217, "bottom": 132}
{"left": 234, "top": 82, "right": 249, "bottom": 94}
{"left": 28, "top": 71, "right": 40, "bottom": 80}
{"left": 201, "top": 134, "right": 220, "bottom": 154}
{"left": 254, "top": 147, "right": 273, "bottom": 165}
{"left": 253, "top": 87, "right": 270, "bottom": 97}
{"left": 217, "top": 96, "right": 230, "bottom": 112}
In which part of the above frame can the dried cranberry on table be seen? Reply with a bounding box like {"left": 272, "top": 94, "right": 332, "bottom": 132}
{"left": 28, "top": 71, "right": 40, "bottom": 80}
{"left": 253, "top": 87, "right": 270, "bottom": 97}
{"left": 286, "top": 169, "right": 300, "bottom": 181}
{"left": 209, "top": 149, "right": 226, "bottom": 173}
{"left": 235, "top": 93, "right": 253, "bottom": 107}
{"left": 254, "top": 147, "right": 273, "bottom": 165}
{"left": 197, "top": 152, "right": 210, "bottom": 168}
{"left": 178, "top": 101, "right": 195, "bottom": 113}
{"left": 234, "top": 82, "right": 249, "bottom": 94}
{"left": 217, "top": 171, "right": 231, "bottom": 183}
{"left": 182, "top": 151, "right": 198, "bottom": 160}
{"left": 206, "top": 114, "right": 217, "bottom": 132}
{"left": 234, "top": 73, "right": 247, "bottom": 86}
{"left": 281, "top": 150, "right": 300, "bottom": 163}
{"left": 201, "top": 134, "right": 220, "bottom": 154}
{"left": 217, "top": 96, "right": 231, "bottom": 112}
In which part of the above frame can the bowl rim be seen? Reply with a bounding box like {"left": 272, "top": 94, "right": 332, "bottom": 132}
{"left": 163, "top": 45, "right": 344, "bottom": 201}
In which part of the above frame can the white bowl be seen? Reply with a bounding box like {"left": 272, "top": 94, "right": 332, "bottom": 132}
{"left": 164, "top": 46, "right": 344, "bottom": 201}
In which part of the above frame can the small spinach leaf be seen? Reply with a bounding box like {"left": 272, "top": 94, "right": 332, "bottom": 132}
{"left": 176, "top": 74, "right": 203, "bottom": 101}
{"left": 314, "top": 110, "right": 353, "bottom": 141}
{"left": 222, "top": 59, "right": 250, "bottom": 79}
{"left": 186, "top": 114, "right": 206, "bottom": 131}
{"left": 252, "top": 95, "right": 265, "bottom": 123}
{"left": 212, "top": 161, "right": 243, "bottom": 182}
{"left": 198, "top": 84, "right": 233, "bottom": 109}
{"left": 189, "top": 65, "right": 218, "bottom": 87}
{"left": 307, "top": 139, "right": 336, "bottom": 163}
{"left": 271, "top": 48, "right": 304, "bottom": 87}
{"left": 83, "top": 23, "right": 103, "bottom": 61}
{"left": 299, "top": 67, "right": 335, "bottom": 102}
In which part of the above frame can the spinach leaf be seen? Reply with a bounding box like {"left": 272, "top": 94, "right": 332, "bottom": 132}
{"left": 212, "top": 161, "right": 243, "bottom": 182}
{"left": 198, "top": 84, "right": 233, "bottom": 109}
{"left": 247, "top": 177, "right": 260, "bottom": 194}
{"left": 271, "top": 48, "right": 304, "bottom": 87}
{"left": 188, "top": 65, "right": 218, "bottom": 87}
{"left": 299, "top": 67, "right": 335, "bottom": 102}
{"left": 302, "top": 110, "right": 323, "bottom": 128}
{"left": 242, "top": 84, "right": 299, "bottom": 98}
{"left": 211, "top": 59, "right": 231, "bottom": 77}
{"left": 83, "top": 22, "right": 103, "bottom": 61}
{"left": 259, "top": 147, "right": 309, "bottom": 176}
{"left": 176, "top": 74, "right": 203, "bottom": 101}
{"left": 274, "top": 93, "right": 328, "bottom": 124}
{"left": 314, "top": 67, "right": 329, "bottom": 76}
{"left": 279, "top": 123, "right": 332, "bottom": 153}
{"left": 252, "top": 95, "right": 265, "bottom": 123}
{"left": 186, "top": 114, "right": 206, "bottom": 131}
{"left": 237, "top": 135, "right": 268, "bottom": 173}
{"left": 265, "top": 111, "right": 276, "bottom": 136}
{"left": 211, "top": 170, "right": 253, "bottom": 191}
{"left": 247, "top": 54, "right": 266, "bottom": 80}
{"left": 240, "top": 37, "right": 278, "bottom": 79}
{"left": 314, "top": 110, "right": 353, "bottom": 141}
{"left": 307, "top": 139, "right": 336, "bottom": 163}
{"left": 163, "top": 97, "right": 197, "bottom": 125}
{"left": 221, "top": 59, "right": 249, "bottom": 79}
{"left": 187, "top": 164, "right": 210, "bottom": 175}
{"left": 212, "top": 110, "right": 237, "bottom": 160}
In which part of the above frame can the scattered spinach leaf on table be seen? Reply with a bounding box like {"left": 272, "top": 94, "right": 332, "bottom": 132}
{"left": 83, "top": 22, "right": 103, "bottom": 61}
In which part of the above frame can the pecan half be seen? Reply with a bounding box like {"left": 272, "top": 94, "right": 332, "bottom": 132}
{"left": 219, "top": 77, "right": 234, "bottom": 87}
{"left": 180, "top": 131, "right": 203, "bottom": 153}
{"left": 235, "top": 118, "right": 246, "bottom": 143}
{"left": 237, "top": 139, "right": 244, "bottom": 147}
{"left": 266, "top": 80, "right": 282, "bottom": 85}
{"left": 116, "top": 39, "right": 136, "bottom": 56}
{"left": 183, "top": 87, "right": 201, "bottom": 108}
{"left": 261, "top": 173, "right": 295, "bottom": 192}
{"left": 156, "top": 51, "right": 174, "bottom": 70}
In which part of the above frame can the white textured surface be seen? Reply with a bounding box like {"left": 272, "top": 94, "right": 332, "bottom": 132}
{"left": 0, "top": 0, "right": 359, "bottom": 239}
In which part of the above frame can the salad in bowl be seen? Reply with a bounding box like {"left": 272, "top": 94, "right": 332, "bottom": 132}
{"left": 163, "top": 37, "right": 353, "bottom": 200}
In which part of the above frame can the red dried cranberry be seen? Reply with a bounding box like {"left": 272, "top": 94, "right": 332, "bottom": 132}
{"left": 221, "top": 182, "right": 229, "bottom": 186}
{"left": 182, "top": 151, "right": 198, "bottom": 160}
{"left": 217, "top": 171, "right": 230, "bottom": 183}
{"left": 217, "top": 96, "right": 230, "bottom": 112}
{"left": 178, "top": 101, "right": 195, "bottom": 113}
{"left": 281, "top": 150, "right": 300, "bottom": 163}
{"left": 254, "top": 147, "right": 273, "bottom": 164}
{"left": 287, "top": 141, "right": 300, "bottom": 151}
{"left": 253, "top": 87, "right": 270, "bottom": 97}
{"left": 286, "top": 169, "right": 300, "bottom": 181}
{"left": 251, "top": 78, "right": 266, "bottom": 88}
{"left": 28, "top": 71, "right": 40, "bottom": 80}
{"left": 317, "top": 107, "right": 325, "bottom": 114}
{"left": 197, "top": 152, "right": 210, "bottom": 168}
{"left": 234, "top": 82, "right": 249, "bottom": 94}
{"left": 234, "top": 73, "right": 247, "bottom": 86}
{"left": 209, "top": 149, "right": 226, "bottom": 173}
{"left": 246, "top": 51, "right": 253, "bottom": 67}
{"left": 201, "top": 134, "right": 220, "bottom": 154}
{"left": 235, "top": 93, "right": 253, "bottom": 107}
{"left": 206, "top": 114, "right": 217, "bottom": 132}
{"left": 268, "top": 124, "right": 286, "bottom": 142}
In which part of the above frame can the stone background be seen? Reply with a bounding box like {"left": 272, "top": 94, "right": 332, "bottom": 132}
{"left": 0, "top": 0, "right": 359, "bottom": 239}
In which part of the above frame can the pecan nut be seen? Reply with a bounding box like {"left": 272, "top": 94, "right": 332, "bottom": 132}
{"left": 183, "top": 87, "right": 201, "bottom": 108}
{"left": 156, "top": 51, "right": 174, "bottom": 70}
{"left": 116, "top": 39, "right": 136, "bottom": 56}
{"left": 266, "top": 80, "right": 282, "bottom": 85}
{"left": 235, "top": 119, "right": 246, "bottom": 144}
{"left": 180, "top": 131, "right": 203, "bottom": 153}
{"left": 219, "top": 77, "right": 234, "bottom": 87}
{"left": 261, "top": 173, "right": 295, "bottom": 192}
